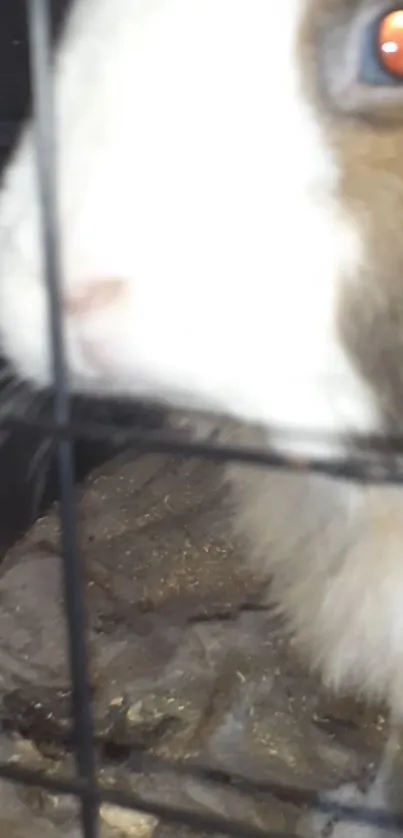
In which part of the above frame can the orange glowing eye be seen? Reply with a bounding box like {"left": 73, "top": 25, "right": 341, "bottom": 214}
{"left": 378, "top": 10, "right": 403, "bottom": 77}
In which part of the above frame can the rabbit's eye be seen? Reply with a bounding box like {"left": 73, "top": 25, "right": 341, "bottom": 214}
{"left": 319, "top": 2, "right": 403, "bottom": 120}
{"left": 376, "top": 10, "right": 403, "bottom": 78}
{"left": 358, "top": 8, "right": 403, "bottom": 86}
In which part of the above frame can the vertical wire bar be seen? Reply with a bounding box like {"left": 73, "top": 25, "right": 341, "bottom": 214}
{"left": 25, "top": 2, "right": 98, "bottom": 835}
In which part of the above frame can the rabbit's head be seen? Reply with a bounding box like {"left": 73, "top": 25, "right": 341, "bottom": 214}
{"left": 0, "top": 0, "right": 402, "bottom": 454}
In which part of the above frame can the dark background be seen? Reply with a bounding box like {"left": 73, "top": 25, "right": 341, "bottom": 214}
{"left": 0, "top": 0, "right": 164, "bottom": 555}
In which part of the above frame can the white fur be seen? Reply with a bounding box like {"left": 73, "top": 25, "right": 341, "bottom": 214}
{"left": 0, "top": 0, "right": 379, "bottom": 455}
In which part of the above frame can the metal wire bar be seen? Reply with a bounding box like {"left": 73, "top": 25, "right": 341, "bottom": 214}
{"left": 6, "top": 408, "right": 403, "bottom": 455}
{"left": 25, "top": 1, "right": 98, "bottom": 836}
{"left": 0, "top": 759, "right": 400, "bottom": 837}
{"left": 4, "top": 414, "right": 403, "bottom": 486}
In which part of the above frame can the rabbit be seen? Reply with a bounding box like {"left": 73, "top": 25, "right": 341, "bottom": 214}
{"left": 1, "top": 0, "right": 403, "bottom": 834}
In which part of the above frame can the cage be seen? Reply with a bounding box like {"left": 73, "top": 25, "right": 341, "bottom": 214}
{"left": 0, "top": 2, "right": 401, "bottom": 837}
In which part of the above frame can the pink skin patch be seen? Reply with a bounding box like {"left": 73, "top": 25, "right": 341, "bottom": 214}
{"left": 62, "top": 277, "right": 129, "bottom": 376}
{"left": 63, "top": 278, "right": 127, "bottom": 318}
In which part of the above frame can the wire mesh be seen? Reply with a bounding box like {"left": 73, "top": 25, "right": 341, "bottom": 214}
{"left": 1, "top": 1, "right": 403, "bottom": 836}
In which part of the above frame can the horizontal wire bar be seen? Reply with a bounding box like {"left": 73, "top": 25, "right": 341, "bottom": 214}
{"left": 0, "top": 761, "right": 291, "bottom": 838}
{"left": 124, "top": 750, "right": 400, "bottom": 814}
{"left": 0, "top": 759, "right": 400, "bottom": 836}
{"left": 5, "top": 409, "right": 403, "bottom": 454}
{"left": 2, "top": 415, "right": 403, "bottom": 486}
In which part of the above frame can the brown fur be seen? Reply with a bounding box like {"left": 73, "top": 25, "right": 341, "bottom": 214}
{"left": 173, "top": 3, "right": 403, "bottom": 726}
{"left": 301, "top": 0, "right": 403, "bottom": 427}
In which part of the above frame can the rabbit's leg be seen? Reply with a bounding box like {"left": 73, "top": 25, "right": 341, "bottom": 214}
{"left": 300, "top": 725, "right": 401, "bottom": 838}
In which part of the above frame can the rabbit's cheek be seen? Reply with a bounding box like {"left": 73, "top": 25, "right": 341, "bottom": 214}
{"left": 337, "top": 135, "right": 403, "bottom": 426}
{"left": 299, "top": 0, "right": 403, "bottom": 429}
{"left": 0, "top": 0, "right": 384, "bottom": 446}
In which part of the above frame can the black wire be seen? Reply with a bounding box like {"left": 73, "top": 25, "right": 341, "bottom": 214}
{"left": 3, "top": 415, "right": 403, "bottom": 486}
{"left": 125, "top": 750, "right": 403, "bottom": 824}
{"left": 0, "top": 759, "right": 400, "bottom": 837}
{"left": 25, "top": 2, "right": 98, "bottom": 836}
